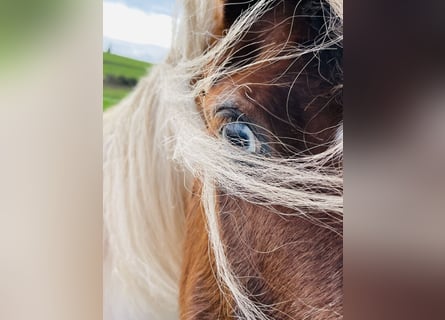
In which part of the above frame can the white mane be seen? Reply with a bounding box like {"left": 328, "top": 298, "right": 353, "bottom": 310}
{"left": 103, "top": 0, "right": 343, "bottom": 319}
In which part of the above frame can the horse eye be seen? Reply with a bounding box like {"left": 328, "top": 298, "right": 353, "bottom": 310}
{"left": 221, "top": 122, "right": 258, "bottom": 153}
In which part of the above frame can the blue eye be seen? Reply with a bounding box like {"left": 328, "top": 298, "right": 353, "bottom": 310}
{"left": 221, "top": 122, "right": 259, "bottom": 153}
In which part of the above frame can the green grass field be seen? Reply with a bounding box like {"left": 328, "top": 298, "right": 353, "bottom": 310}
{"left": 103, "top": 52, "right": 152, "bottom": 110}
{"left": 103, "top": 86, "right": 132, "bottom": 109}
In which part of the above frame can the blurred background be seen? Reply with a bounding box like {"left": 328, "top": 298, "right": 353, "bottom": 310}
{"left": 103, "top": 0, "right": 174, "bottom": 109}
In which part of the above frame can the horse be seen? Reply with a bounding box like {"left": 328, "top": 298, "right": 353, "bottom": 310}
{"left": 103, "top": 0, "right": 343, "bottom": 319}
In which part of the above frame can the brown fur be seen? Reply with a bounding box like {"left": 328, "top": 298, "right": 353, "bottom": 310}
{"left": 180, "top": 1, "right": 342, "bottom": 318}
{"left": 180, "top": 183, "right": 233, "bottom": 319}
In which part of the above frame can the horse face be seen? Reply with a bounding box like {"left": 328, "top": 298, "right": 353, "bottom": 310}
{"left": 180, "top": 1, "right": 342, "bottom": 318}
{"left": 201, "top": 0, "right": 342, "bottom": 156}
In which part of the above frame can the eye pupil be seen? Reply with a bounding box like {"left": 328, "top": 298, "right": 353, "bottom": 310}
{"left": 225, "top": 127, "right": 248, "bottom": 146}
{"left": 221, "top": 122, "right": 256, "bottom": 152}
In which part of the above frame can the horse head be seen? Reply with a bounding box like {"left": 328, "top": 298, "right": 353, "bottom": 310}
{"left": 180, "top": 1, "right": 343, "bottom": 319}
{"left": 104, "top": 1, "right": 343, "bottom": 319}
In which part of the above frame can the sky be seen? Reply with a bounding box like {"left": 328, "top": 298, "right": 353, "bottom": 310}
{"left": 103, "top": 0, "right": 176, "bottom": 63}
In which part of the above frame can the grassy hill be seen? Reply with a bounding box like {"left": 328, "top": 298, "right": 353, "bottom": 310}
{"left": 103, "top": 52, "right": 152, "bottom": 110}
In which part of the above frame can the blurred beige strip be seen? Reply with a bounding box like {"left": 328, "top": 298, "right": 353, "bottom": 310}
{"left": 0, "top": 1, "right": 102, "bottom": 320}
